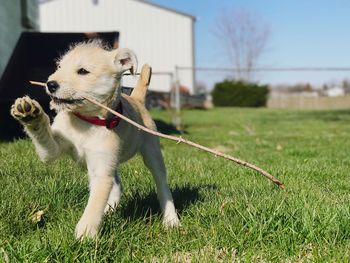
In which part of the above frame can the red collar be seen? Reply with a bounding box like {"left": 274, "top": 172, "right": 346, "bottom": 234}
{"left": 73, "top": 102, "right": 123, "bottom": 129}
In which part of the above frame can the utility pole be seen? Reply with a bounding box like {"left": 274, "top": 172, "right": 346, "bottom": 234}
{"left": 173, "top": 65, "right": 181, "bottom": 130}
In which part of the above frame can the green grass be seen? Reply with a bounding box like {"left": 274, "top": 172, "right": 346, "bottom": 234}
{"left": 1, "top": 108, "right": 350, "bottom": 262}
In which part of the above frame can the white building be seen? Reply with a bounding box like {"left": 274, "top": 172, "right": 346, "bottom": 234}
{"left": 39, "top": 0, "right": 196, "bottom": 93}
{"left": 324, "top": 86, "right": 345, "bottom": 97}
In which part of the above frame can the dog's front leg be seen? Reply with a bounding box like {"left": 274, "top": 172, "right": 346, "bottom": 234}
{"left": 75, "top": 152, "right": 115, "bottom": 239}
{"left": 11, "top": 96, "right": 62, "bottom": 162}
{"left": 75, "top": 175, "right": 113, "bottom": 239}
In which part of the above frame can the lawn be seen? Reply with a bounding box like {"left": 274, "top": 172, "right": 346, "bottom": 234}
{"left": 1, "top": 108, "right": 350, "bottom": 262}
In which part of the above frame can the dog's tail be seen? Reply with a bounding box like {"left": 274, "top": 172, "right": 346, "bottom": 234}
{"left": 130, "top": 64, "right": 152, "bottom": 104}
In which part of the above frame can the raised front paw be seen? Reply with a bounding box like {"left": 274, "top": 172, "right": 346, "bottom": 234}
{"left": 11, "top": 96, "right": 43, "bottom": 122}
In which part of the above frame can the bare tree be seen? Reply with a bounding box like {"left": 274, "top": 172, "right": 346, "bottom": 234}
{"left": 213, "top": 9, "right": 270, "bottom": 81}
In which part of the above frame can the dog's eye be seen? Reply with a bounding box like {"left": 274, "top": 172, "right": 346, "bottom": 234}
{"left": 77, "top": 68, "right": 90, "bottom": 75}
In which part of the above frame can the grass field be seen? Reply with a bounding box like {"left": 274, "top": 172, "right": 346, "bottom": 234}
{"left": 1, "top": 108, "right": 350, "bottom": 262}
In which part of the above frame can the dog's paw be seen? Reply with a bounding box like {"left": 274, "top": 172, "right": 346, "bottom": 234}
{"left": 163, "top": 215, "right": 181, "bottom": 229}
{"left": 75, "top": 218, "right": 99, "bottom": 240}
{"left": 104, "top": 204, "right": 116, "bottom": 214}
{"left": 11, "top": 96, "right": 42, "bottom": 122}
{"left": 104, "top": 196, "right": 121, "bottom": 214}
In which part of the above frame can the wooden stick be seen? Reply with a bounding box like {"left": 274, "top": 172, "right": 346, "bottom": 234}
{"left": 29, "top": 80, "right": 285, "bottom": 189}
{"left": 29, "top": 81, "right": 46, "bottom": 87}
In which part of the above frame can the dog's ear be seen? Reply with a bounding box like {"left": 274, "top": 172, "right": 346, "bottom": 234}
{"left": 113, "top": 48, "right": 138, "bottom": 75}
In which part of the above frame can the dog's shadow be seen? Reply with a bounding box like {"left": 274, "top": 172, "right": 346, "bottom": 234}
{"left": 154, "top": 119, "right": 188, "bottom": 135}
{"left": 113, "top": 184, "right": 217, "bottom": 222}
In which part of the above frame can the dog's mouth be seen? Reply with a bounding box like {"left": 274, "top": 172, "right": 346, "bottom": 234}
{"left": 50, "top": 96, "right": 84, "bottom": 105}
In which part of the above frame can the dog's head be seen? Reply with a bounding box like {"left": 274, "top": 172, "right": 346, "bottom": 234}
{"left": 47, "top": 40, "right": 137, "bottom": 113}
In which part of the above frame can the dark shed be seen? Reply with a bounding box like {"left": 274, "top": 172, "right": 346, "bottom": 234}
{"left": 0, "top": 31, "right": 119, "bottom": 140}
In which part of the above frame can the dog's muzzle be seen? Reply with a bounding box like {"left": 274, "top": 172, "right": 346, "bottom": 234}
{"left": 51, "top": 96, "right": 84, "bottom": 105}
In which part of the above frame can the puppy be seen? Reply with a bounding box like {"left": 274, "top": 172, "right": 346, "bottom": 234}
{"left": 11, "top": 41, "right": 179, "bottom": 239}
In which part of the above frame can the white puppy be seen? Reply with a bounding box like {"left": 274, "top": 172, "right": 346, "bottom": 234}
{"left": 11, "top": 41, "right": 179, "bottom": 239}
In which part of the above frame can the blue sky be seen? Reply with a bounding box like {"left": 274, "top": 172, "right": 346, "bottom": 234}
{"left": 151, "top": 0, "right": 350, "bottom": 86}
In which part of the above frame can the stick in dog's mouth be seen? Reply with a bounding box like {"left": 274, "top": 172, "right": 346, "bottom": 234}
{"left": 51, "top": 96, "right": 84, "bottom": 105}
{"left": 29, "top": 80, "right": 285, "bottom": 189}
{"left": 29, "top": 81, "right": 46, "bottom": 87}
{"left": 29, "top": 81, "right": 84, "bottom": 105}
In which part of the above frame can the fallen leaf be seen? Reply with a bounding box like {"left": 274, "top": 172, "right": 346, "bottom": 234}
{"left": 31, "top": 210, "right": 45, "bottom": 223}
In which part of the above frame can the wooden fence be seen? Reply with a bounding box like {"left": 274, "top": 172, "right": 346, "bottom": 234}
{"left": 267, "top": 95, "right": 350, "bottom": 110}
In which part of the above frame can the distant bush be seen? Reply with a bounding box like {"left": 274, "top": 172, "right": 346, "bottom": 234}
{"left": 212, "top": 80, "right": 269, "bottom": 107}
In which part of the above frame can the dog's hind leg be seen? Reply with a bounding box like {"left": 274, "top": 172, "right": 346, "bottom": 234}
{"left": 140, "top": 136, "right": 180, "bottom": 228}
{"left": 104, "top": 173, "right": 123, "bottom": 213}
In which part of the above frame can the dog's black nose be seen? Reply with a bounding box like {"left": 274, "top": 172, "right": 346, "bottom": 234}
{"left": 47, "top": 81, "right": 59, "bottom": 93}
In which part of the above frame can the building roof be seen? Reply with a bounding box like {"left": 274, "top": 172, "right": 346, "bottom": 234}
{"left": 39, "top": 0, "right": 196, "bottom": 20}
{"left": 136, "top": 0, "right": 196, "bottom": 20}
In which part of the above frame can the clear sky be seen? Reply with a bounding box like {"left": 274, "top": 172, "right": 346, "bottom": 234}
{"left": 151, "top": 0, "right": 350, "bottom": 86}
